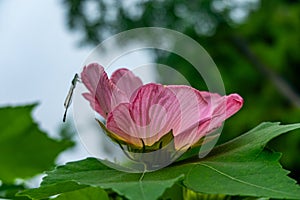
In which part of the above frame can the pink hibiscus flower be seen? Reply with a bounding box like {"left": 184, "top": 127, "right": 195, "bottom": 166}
{"left": 81, "top": 63, "right": 243, "bottom": 151}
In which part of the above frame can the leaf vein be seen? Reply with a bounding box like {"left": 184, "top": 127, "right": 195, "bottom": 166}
{"left": 199, "top": 163, "right": 293, "bottom": 196}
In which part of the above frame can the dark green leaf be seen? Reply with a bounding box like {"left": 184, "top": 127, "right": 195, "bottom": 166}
{"left": 0, "top": 183, "right": 31, "bottom": 200}
{"left": 174, "top": 122, "right": 300, "bottom": 199}
{"left": 53, "top": 186, "right": 109, "bottom": 200}
{"left": 19, "top": 122, "right": 300, "bottom": 199}
{"left": 19, "top": 158, "right": 183, "bottom": 200}
{"left": 0, "top": 104, "right": 73, "bottom": 183}
{"left": 158, "top": 183, "right": 183, "bottom": 200}
{"left": 18, "top": 181, "right": 87, "bottom": 199}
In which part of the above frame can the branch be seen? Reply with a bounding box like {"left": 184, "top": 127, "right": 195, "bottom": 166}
{"left": 231, "top": 35, "right": 300, "bottom": 108}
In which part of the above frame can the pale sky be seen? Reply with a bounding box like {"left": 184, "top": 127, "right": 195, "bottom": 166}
{"left": 0, "top": 0, "right": 91, "bottom": 136}
{"left": 0, "top": 0, "right": 155, "bottom": 163}
{"left": 0, "top": 0, "right": 96, "bottom": 163}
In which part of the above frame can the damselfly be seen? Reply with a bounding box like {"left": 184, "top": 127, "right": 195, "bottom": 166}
{"left": 63, "top": 73, "right": 80, "bottom": 122}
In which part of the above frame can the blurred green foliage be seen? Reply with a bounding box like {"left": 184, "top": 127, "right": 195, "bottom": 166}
{"left": 0, "top": 104, "right": 73, "bottom": 183}
{"left": 62, "top": 0, "right": 300, "bottom": 181}
{"left": 0, "top": 105, "right": 73, "bottom": 198}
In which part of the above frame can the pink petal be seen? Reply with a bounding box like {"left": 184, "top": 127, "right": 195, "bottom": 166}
{"left": 107, "top": 83, "right": 181, "bottom": 147}
{"left": 110, "top": 68, "right": 143, "bottom": 100}
{"left": 166, "top": 85, "right": 213, "bottom": 150}
{"left": 106, "top": 103, "right": 143, "bottom": 146}
{"left": 201, "top": 92, "right": 243, "bottom": 130}
{"left": 82, "top": 92, "right": 105, "bottom": 117}
{"left": 168, "top": 89, "right": 243, "bottom": 150}
{"left": 81, "top": 63, "right": 128, "bottom": 118}
{"left": 224, "top": 93, "right": 244, "bottom": 118}
{"left": 173, "top": 118, "right": 212, "bottom": 150}
{"left": 166, "top": 85, "right": 209, "bottom": 136}
{"left": 81, "top": 63, "right": 102, "bottom": 96}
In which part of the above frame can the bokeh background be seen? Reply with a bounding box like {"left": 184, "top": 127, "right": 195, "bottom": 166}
{"left": 1, "top": 0, "right": 299, "bottom": 187}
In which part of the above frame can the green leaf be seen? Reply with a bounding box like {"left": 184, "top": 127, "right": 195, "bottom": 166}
{"left": 0, "top": 104, "right": 73, "bottom": 183}
{"left": 158, "top": 183, "right": 183, "bottom": 200}
{"left": 18, "top": 181, "right": 88, "bottom": 199}
{"left": 52, "top": 186, "right": 109, "bottom": 200}
{"left": 19, "top": 122, "right": 300, "bottom": 200}
{"left": 207, "top": 122, "right": 300, "bottom": 159}
{"left": 19, "top": 158, "right": 184, "bottom": 200}
{"left": 0, "top": 183, "right": 31, "bottom": 200}
{"left": 174, "top": 122, "right": 300, "bottom": 199}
